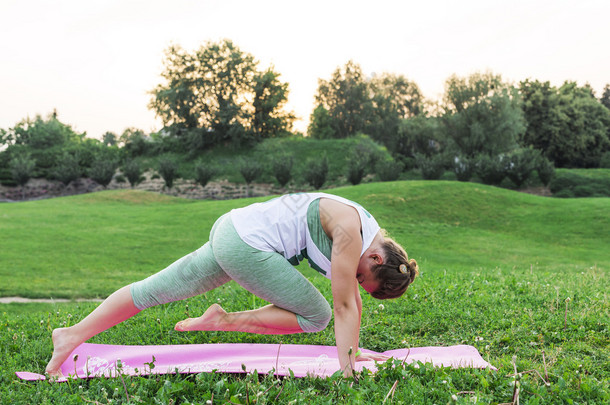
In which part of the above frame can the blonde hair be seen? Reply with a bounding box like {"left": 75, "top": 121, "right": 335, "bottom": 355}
{"left": 370, "top": 231, "right": 419, "bottom": 299}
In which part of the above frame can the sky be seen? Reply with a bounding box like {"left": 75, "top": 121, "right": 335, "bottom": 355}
{"left": 1, "top": 0, "right": 608, "bottom": 138}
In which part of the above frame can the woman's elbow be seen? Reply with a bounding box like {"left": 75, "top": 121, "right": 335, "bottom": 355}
{"left": 333, "top": 301, "right": 358, "bottom": 317}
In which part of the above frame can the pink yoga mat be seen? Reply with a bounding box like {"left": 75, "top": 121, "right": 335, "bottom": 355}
{"left": 16, "top": 343, "right": 495, "bottom": 381}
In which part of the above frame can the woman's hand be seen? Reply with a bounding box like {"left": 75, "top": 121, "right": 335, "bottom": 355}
{"left": 355, "top": 351, "right": 390, "bottom": 362}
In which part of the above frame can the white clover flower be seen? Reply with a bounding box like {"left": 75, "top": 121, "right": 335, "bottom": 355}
{"left": 378, "top": 304, "right": 385, "bottom": 310}
{"left": 451, "top": 394, "right": 458, "bottom": 401}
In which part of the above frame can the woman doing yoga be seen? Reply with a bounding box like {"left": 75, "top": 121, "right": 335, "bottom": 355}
{"left": 46, "top": 193, "right": 418, "bottom": 377}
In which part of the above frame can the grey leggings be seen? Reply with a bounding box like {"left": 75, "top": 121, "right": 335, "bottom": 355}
{"left": 130, "top": 214, "right": 332, "bottom": 333}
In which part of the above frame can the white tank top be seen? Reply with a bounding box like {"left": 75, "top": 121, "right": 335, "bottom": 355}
{"left": 230, "top": 193, "right": 380, "bottom": 279}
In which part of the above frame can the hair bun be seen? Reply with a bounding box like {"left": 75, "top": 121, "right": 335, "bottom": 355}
{"left": 407, "top": 259, "right": 419, "bottom": 279}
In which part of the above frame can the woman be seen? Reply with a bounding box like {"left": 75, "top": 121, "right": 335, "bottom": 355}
{"left": 46, "top": 193, "right": 418, "bottom": 377}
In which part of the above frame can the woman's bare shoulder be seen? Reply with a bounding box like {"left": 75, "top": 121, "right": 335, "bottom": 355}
{"left": 319, "top": 198, "right": 361, "bottom": 237}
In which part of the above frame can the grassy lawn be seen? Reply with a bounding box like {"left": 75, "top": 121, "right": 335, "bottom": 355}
{"left": 1, "top": 182, "right": 608, "bottom": 403}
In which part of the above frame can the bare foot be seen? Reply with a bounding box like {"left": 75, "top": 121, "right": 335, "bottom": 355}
{"left": 175, "top": 303, "right": 228, "bottom": 331}
{"left": 45, "top": 327, "right": 79, "bottom": 377}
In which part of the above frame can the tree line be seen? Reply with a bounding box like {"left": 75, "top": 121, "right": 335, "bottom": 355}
{"left": 1, "top": 39, "right": 610, "bottom": 195}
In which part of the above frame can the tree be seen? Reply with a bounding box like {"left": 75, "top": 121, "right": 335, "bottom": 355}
{"left": 120, "top": 128, "right": 151, "bottom": 157}
{"left": 307, "top": 105, "right": 336, "bottom": 139}
{"left": 313, "top": 61, "right": 372, "bottom": 138}
{"left": 5, "top": 114, "right": 86, "bottom": 177}
{"left": 366, "top": 73, "right": 424, "bottom": 147}
{"left": 443, "top": 72, "right": 526, "bottom": 157}
{"left": 0, "top": 128, "right": 10, "bottom": 147}
{"left": 369, "top": 73, "right": 424, "bottom": 119}
{"left": 393, "top": 116, "right": 445, "bottom": 158}
{"left": 102, "top": 132, "right": 118, "bottom": 146}
{"left": 149, "top": 40, "right": 293, "bottom": 149}
{"left": 9, "top": 114, "right": 83, "bottom": 150}
{"left": 520, "top": 80, "right": 610, "bottom": 167}
{"left": 251, "top": 69, "right": 294, "bottom": 139}
{"left": 9, "top": 153, "right": 35, "bottom": 199}
{"left": 601, "top": 84, "right": 610, "bottom": 110}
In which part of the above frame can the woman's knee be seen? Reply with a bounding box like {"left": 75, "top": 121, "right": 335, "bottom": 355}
{"left": 297, "top": 300, "right": 332, "bottom": 333}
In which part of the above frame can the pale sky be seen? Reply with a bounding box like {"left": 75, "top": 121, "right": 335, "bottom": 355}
{"left": 1, "top": 0, "right": 608, "bottom": 138}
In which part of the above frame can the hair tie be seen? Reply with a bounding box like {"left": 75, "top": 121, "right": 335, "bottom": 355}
{"left": 399, "top": 264, "right": 408, "bottom": 274}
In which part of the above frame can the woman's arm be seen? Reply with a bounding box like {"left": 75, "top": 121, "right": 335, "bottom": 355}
{"left": 322, "top": 199, "right": 364, "bottom": 377}
{"left": 355, "top": 278, "right": 362, "bottom": 322}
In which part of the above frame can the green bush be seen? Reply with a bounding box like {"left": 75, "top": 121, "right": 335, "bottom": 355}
{"left": 549, "top": 170, "right": 610, "bottom": 197}
{"left": 549, "top": 172, "right": 579, "bottom": 194}
{"left": 303, "top": 156, "right": 329, "bottom": 189}
{"left": 89, "top": 158, "right": 118, "bottom": 188}
{"left": 553, "top": 188, "right": 575, "bottom": 198}
{"left": 195, "top": 162, "right": 218, "bottom": 188}
{"left": 346, "top": 147, "right": 371, "bottom": 185}
{"left": 536, "top": 156, "right": 555, "bottom": 186}
{"left": 158, "top": 157, "right": 179, "bottom": 189}
{"left": 415, "top": 153, "right": 445, "bottom": 180}
{"left": 239, "top": 159, "right": 263, "bottom": 185}
{"left": 505, "top": 148, "right": 539, "bottom": 188}
{"left": 53, "top": 153, "right": 82, "bottom": 186}
{"left": 599, "top": 151, "right": 610, "bottom": 168}
{"left": 114, "top": 174, "right": 126, "bottom": 183}
{"left": 476, "top": 154, "right": 507, "bottom": 186}
{"left": 123, "top": 160, "right": 144, "bottom": 188}
{"left": 451, "top": 155, "right": 474, "bottom": 182}
{"left": 0, "top": 167, "right": 16, "bottom": 186}
{"left": 271, "top": 154, "right": 293, "bottom": 187}
{"left": 9, "top": 152, "right": 35, "bottom": 188}
{"left": 375, "top": 158, "right": 404, "bottom": 182}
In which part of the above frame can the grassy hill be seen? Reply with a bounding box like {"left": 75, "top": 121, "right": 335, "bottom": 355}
{"left": 1, "top": 181, "right": 607, "bottom": 298}
{"left": 1, "top": 182, "right": 608, "bottom": 403}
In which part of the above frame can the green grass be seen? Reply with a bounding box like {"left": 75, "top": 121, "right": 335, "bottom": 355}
{"left": 1, "top": 182, "right": 609, "bottom": 403}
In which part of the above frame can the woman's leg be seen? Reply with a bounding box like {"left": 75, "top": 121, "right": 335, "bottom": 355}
{"left": 46, "top": 223, "right": 231, "bottom": 376}
{"left": 176, "top": 216, "right": 332, "bottom": 335}
{"left": 45, "top": 285, "right": 140, "bottom": 377}
{"left": 175, "top": 302, "right": 302, "bottom": 334}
